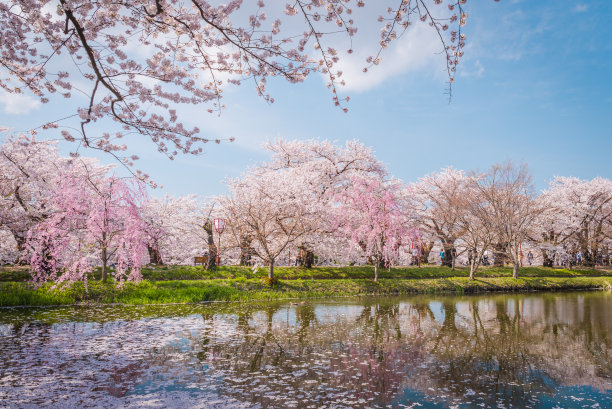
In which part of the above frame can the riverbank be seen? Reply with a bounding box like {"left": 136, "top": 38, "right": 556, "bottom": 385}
{"left": 0, "top": 265, "right": 610, "bottom": 306}
{"left": 2, "top": 265, "right": 611, "bottom": 282}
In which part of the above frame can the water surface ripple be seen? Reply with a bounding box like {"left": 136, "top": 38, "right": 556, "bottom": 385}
{"left": 0, "top": 292, "right": 610, "bottom": 408}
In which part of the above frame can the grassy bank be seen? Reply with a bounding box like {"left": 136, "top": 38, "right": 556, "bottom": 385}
{"left": 2, "top": 264, "right": 611, "bottom": 282}
{"left": 0, "top": 274, "right": 610, "bottom": 307}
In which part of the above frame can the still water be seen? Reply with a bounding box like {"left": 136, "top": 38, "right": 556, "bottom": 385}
{"left": 0, "top": 292, "right": 610, "bottom": 408}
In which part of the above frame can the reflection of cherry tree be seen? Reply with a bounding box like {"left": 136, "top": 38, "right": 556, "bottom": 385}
{"left": 199, "top": 301, "right": 425, "bottom": 408}
{"left": 1, "top": 294, "right": 610, "bottom": 408}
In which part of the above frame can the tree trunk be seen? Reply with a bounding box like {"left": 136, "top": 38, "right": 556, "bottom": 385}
{"left": 420, "top": 241, "right": 434, "bottom": 264}
{"left": 512, "top": 262, "right": 519, "bottom": 279}
{"left": 239, "top": 235, "right": 254, "bottom": 266}
{"left": 441, "top": 243, "right": 454, "bottom": 267}
{"left": 299, "top": 249, "right": 315, "bottom": 268}
{"left": 268, "top": 259, "right": 275, "bottom": 280}
{"left": 541, "top": 250, "right": 553, "bottom": 267}
{"left": 494, "top": 242, "right": 506, "bottom": 266}
{"left": 147, "top": 245, "right": 164, "bottom": 265}
{"left": 14, "top": 234, "right": 29, "bottom": 264}
{"left": 469, "top": 261, "right": 476, "bottom": 280}
{"left": 101, "top": 246, "right": 108, "bottom": 282}
{"left": 374, "top": 262, "right": 379, "bottom": 282}
{"left": 582, "top": 248, "right": 595, "bottom": 267}
{"left": 203, "top": 220, "right": 217, "bottom": 270}
{"left": 239, "top": 247, "right": 254, "bottom": 266}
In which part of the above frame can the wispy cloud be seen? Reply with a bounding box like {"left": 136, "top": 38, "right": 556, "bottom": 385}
{"left": 333, "top": 24, "right": 444, "bottom": 92}
{"left": 573, "top": 4, "right": 589, "bottom": 13}
{"left": 460, "top": 59, "right": 485, "bottom": 78}
{"left": 0, "top": 91, "right": 41, "bottom": 115}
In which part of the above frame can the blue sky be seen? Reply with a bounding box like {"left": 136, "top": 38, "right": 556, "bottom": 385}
{"left": 1, "top": 0, "right": 611, "bottom": 196}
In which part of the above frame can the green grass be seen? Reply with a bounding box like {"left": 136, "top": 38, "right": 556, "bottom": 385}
{"left": 2, "top": 264, "right": 611, "bottom": 282}
{"left": 0, "top": 274, "right": 610, "bottom": 307}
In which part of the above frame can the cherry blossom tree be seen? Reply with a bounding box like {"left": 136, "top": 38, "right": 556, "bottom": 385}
{"left": 538, "top": 177, "right": 612, "bottom": 267}
{"left": 194, "top": 199, "right": 224, "bottom": 269}
{"left": 410, "top": 167, "right": 469, "bottom": 269}
{"left": 0, "top": 1, "right": 472, "bottom": 164}
{"left": 140, "top": 194, "right": 203, "bottom": 265}
{"left": 26, "top": 170, "right": 149, "bottom": 285}
{"left": 455, "top": 175, "right": 496, "bottom": 279}
{"left": 262, "top": 138, "right": 386, "bottom": 266}
{"left": 0, "top": 132, "right": 65, "bottom": 255}
{"left": 333, "top": 176, "right": 410, "bottom": 281}
{"left": 141, "top": 195, "right": 229, "bottom": 268}
{"left": 0, "top": 130, "right": 112, "bottom": 263}
{"left": 222, "top": 165, "right": 316, "bottom": 280}
{"left": 473, "top": 162, "right": 544, "bottom": 279}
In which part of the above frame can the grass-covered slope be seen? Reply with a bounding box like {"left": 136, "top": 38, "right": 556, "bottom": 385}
{"left": 2, "top": 264, "right": 611, "bottom": 282}
{"left": 0, "top": 265, "right": 610, "bottom": 307}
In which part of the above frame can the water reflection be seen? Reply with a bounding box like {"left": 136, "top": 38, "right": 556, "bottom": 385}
{"left": 0, "top": 292, "right": 610, "bottom": 408}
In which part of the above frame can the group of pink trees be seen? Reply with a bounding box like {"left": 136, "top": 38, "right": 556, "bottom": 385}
{"left": 539, "top": 176, "right": 612, "bottom": 268}
{"left": 408, "top": 162, "right": 612, "bottom": 278}
{"left": 334, "top": 177, "right": 413, "bottom": 281}
{"left": 218, "top": 138, "right": 419, "bottom": 280}
{"left": 27, "top": 174, "right": 149, "bottom": 285}
{"left": 1, "top": 131, "right": 149, "bottom": 285}
{"left": 2, "top": 132, "right": 610, "bottom": 284}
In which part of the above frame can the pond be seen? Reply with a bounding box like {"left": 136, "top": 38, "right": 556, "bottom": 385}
{"left": 0, "top": 291, "right": 610, "bottom": 408}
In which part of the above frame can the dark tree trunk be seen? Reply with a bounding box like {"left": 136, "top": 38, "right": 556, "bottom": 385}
{"left": 147, "top": 245, "right": 164, "bottom": 265}
{"left": 101, "top": 246, "right": 108, "bottom": 282}
{"left": 441, "top": 243, "right": 454, "bottom": 267}
{"left": 301, "top": 250, "right": 315, "bottom": 268}
{"left": 203, "top": 220, "right": 217, "bottom": 269}
{"left": 239, "top": 247, "right": 254, "bottom": 266}
{"left": 493, "top": 242, "right": 507, "bottom": 266}
{"left": 13, "top": 234, "right": 29, "bottom": 265}
{"left": 541, "top": 250, "right": 554, "bottom": 267}
{"left": 420, "top": 241, "right": 434, "bottom": 264}
{"left": 239, "top": 235, "right": 254, "bottom": 266}
{"left": 296, "top": 245, "right": 315, "bottom": 268}
{"left": 582, "top": 249, "right": 596, "bottom": 267}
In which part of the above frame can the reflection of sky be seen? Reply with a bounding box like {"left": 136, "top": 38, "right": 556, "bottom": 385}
{"left": 429, "top": 301, "right": 444, "bottom": 324}
{"left": 391, "top": 387, "right": 449, "bottom": 409}
{"left": 251, "top": 304, "right": 367, "bottom": 328}
{"left": 537, "top": 385, "right": 610, "bottom": 409}
{"left": 0, "top": 293, "right": 611, "bottom": 408}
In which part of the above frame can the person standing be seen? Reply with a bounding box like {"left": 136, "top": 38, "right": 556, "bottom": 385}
{"left": 412, "top": 247, "right": 419, "bottom": 265}
{"left": 527, "top": 251, "right": 533, "bottom": 266}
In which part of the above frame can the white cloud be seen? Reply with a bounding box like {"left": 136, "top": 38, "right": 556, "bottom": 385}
{"left": 573, "top": 4, "right": 589, "bottom": 13}
{"left": 333, "top": 24, "right": 444, "bottom": 92}
{"left": 0, "top": 91, "right": 41, "bottom": 115}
